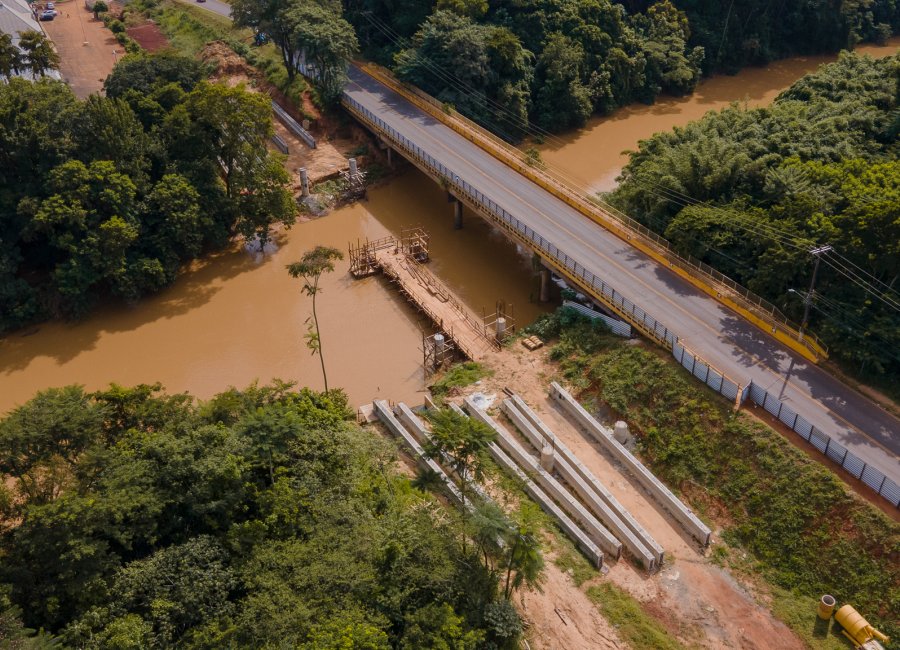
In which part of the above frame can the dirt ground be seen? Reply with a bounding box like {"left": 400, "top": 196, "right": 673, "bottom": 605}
{"left": 451, "top": 344, "right": 805, "bottom": 650}
{"left": 125, "top": 21, "right": 168, "bottom": 52}
{"left": 200, "top": 42, "right": 365, "bottom": 191}
{"left": 41, "top": 0, "right": 119, "bottom": 98}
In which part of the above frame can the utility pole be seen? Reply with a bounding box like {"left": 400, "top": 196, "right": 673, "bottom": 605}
{"left": 800, "top": 245, "right": 832, "bottom": 342}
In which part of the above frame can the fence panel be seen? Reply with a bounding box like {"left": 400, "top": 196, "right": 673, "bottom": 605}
{"left": 693, "top": 361, "right": 709, "bottom": 383}
{"left": 826, "top": 440, "right": 847, "bottom": 465}
{"left": 750, "top": 383, "right": 766, "bottom": 405}
{"left": 794, "top": 416, "right": 813, "bottom": 441}
{"left": 763, "top": 393, "right": 781, "bottom": 417}
{"left": 860, "top": 465, "right": 886, "bottom": 492}
{"left": 842, "top": 453, "right": 866, "bottom": 479}
{"left": 778, "top": 405, "right": 797, "bottom": 429}
{"left": 808, "top": 428, "right": 829, "bottom": 454}
{"left": 879, "top": 478, "right": 900, "bottom": 507}
{"left": 721, "top": 378, "right": 739, "bottom": 402}
{"left": 706, "top": 369, "right": 723, "bottom": 393}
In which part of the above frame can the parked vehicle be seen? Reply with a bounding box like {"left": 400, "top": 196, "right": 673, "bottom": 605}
{"left": 39, "top": 9, "right": 55, "bottom": 19}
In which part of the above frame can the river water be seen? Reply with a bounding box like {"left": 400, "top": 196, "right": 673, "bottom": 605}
{"left": 539, "top": 38, "right": 900, "bottom": 192}
{"left": 1, "top": 41, "right": 897, "bottom": 413}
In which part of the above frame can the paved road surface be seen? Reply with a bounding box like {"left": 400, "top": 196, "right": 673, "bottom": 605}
{"left": 185, "top": 0, "right": 899, "bottom": 488}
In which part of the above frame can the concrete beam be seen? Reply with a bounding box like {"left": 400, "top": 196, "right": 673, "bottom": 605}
{"left": 465, "top": 397, "right": 622, "bottom": 559}
{"left": 373, "top": 400, "right": 465, "bottom": 508}
{"left": 508, "top": 395, "right": 664, "bottom": 568}
{"left": 503, "top": 399, "right": 657, "bottom": 571}
{"left": 550, "top": 383, "right": 712, "bottom": 547}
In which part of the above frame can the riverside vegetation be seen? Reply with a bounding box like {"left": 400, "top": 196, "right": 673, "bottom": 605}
{"left": 523, "top": 306, "right": 900, "bottom": 643}
{"left": 610, "top": 53, "right": 900, "bottom": 388}
{"left": 0, "top": 383, "right": 542, "bottom": 648}
{"left": 0, "top": 53, "right": 296, "bottom": 334}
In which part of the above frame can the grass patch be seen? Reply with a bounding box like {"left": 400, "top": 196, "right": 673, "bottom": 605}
{"left": 538, "top": 308, "right": 899, "bottom": 641}
{"left": 587, "top": 582, "right": 685, "bottom": 650}
{"left": 551, "top": 533, "right": 598, "bottom": 587}
{"left": 430, "top": 362, "right": 491, "bottom": 399}
{"left": 770, "top": 587, "right": 855, "bottom": 650}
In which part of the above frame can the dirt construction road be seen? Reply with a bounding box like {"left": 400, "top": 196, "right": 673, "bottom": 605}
{"left": 42, "top": 2, "right": 118, "bottom": 98}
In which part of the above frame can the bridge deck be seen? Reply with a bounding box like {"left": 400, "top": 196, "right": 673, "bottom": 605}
{"left": 345, "top": 66, "right": 899, "bottom": 485}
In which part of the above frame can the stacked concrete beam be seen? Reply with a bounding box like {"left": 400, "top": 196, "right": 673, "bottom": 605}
{"left": 452, "top": 401, "right": 604, "bottom": 567}
{"left": 464, "top": 397, "right": 623, "bottom": 559}
{"left": 549, "top": 383, "right": 712, "bottom": 547}
{"left": 394, "top": 403, "right": 493, "bottom": 505}
{"left": 373, "top": 400, "right": 465, "bottom": 507}
{"left": 509, "top": 394, "right": 664, "bottom": 567}
{"left": 502, "top": 399, "right": 657, "bottom": 571}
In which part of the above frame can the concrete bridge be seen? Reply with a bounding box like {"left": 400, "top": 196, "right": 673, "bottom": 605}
{"left": 340, "top": 64, "right": 900, "bottom": 504}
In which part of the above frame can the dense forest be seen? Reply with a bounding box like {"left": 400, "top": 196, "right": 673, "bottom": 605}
{"left": 339, "top": 0, "right": 900, "bottom": 134}
{"left": 0, "top": 53, "right": 296, "bottom": 333}
{"left": 0, "top": 383, "right": 537, "bottom": 648}
{"left": 610, "top": 53, "right": 900, "bottom": 381}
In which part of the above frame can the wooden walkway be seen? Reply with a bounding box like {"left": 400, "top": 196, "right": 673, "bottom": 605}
{"left": 349, "top": 231, "right": 498, "bottom": 361}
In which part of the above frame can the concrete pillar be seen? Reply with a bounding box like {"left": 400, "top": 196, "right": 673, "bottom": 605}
{"left": 540, "top": 445, "right": 555, "bottom": 472}
{"left": 434, "top": 333, "right": 445, "bottom": 362}
{"left": 299, "top": 168, "right": 310, "bottom": 197}
{"left": 453, "top": 201, "right": 463, "bottom": 230}
{"left": 495, "top": 317, "right": 507, "bottom": 339}
{"left": 348, "top": 158, "right": 358, "bottom": 176}
{"left": 539, "top": 267, "right": 551, "bottom": 302}
{"left": 386, "top": 147, "right": 393, "bottom": 167}
{"left": 613, "top": 421, "right": 630, "bottom": 445}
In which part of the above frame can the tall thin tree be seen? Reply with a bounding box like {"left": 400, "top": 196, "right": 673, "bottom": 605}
{"left": 287, "top": 246, "right": 343, "bottom": 392}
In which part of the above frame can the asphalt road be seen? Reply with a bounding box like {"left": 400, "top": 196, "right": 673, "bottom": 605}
{"left": 344, "top": 67, "right": 900, "bottom": 486}
{"left": 183, "top": 0, "right": 899, "bottom": 489}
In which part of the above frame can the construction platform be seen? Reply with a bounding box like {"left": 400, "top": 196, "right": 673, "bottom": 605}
{"left": 349, "top": 228, "right": 504, "bottom": 361}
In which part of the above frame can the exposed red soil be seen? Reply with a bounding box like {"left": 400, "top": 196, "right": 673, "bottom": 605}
{"left": 125, "top": 22, "right": 168, "bottom": 52}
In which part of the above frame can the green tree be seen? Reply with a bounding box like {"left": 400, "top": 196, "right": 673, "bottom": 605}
{"left": 0, "top": 33, "right": 21, "bottom": 80}
{"left": 424, "top": 408, "right": 495, "bottom": 542}
{"left": 286, "top": 3, "right": 359, "bottom": 104}
{"left": 286, "top": 247, "right": 345, "bottom": 392}
{"left": 231, "top": 0, "right": 307, "bottom": 82}
{"left": 17, "top": 31, "right": 60, "bottom": 78}
{"left": 236, "top": 154, "right": 297, "bottom": 252}
{"left": 185, "top": 82, "right": 273, "bottom": 201}
{"left": 532, "top": 32, "right": 593, "bottom": 130}
{"left": 104, "top": 51, "right": 206, "bottom": 98}
{"left": 92, "top": 0, "right": 108, "bottom": 19}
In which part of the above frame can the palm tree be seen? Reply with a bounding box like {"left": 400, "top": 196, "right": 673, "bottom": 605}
{"left": 0, "top": 33, "right": 22, "bottom": 79}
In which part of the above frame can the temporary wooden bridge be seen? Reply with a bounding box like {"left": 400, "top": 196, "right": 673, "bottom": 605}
{"left": 349, "top": 228, "right": 503, "bottom": 361}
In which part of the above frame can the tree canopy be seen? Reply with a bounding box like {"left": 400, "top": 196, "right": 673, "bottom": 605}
{"left": 0, "top": 54, "right": 296, "bottom": 333}
{"left": 0, "top": 383, "right": 534, "bottom": 648}
{"left": 610, "top": 53, "right": 900, "bottom": 384}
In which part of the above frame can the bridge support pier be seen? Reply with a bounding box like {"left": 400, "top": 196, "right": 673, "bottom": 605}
{"left": 448, "top": 193, "right": 463, "bottom": 229}
{"left": 386, "top": 146, "right": 393, "bottom": 168}
{"left": 299, "top": 168, "right": 310, "bottom": 197}
{"left": 539, "top": 267, "right": 551, "bottom": 302}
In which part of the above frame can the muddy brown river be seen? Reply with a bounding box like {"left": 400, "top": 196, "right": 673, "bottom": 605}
{"left": 1, "top": 41, "right": 897, "bottom": 412}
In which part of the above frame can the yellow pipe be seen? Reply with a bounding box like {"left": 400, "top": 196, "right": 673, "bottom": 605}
{"left": 352, "top": 62, "right": 828, "bottom": 363}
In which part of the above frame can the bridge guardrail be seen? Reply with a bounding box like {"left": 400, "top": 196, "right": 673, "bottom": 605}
{"left": 353, "top": 63, "right": 827, "bottom": 364}
{"left": 344, "top": 94, "right": 898, "bottom": 509}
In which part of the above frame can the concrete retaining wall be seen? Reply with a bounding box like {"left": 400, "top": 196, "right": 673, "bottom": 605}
{"left": 465, "top": 397, "right": 623, "bottom": 559}
{"left": 508, "top": 395, "right": 664, "bottom": 567}
{"left": 549, "top": 383, "right": 712, "bottom": 547}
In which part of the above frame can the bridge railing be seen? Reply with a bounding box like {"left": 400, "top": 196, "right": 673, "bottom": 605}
{"left": 353, "top": 63, "right": 827, "bottom": 364}
{"left": 344, "top": 94, "right": 899, "bottom": 509}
